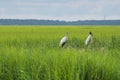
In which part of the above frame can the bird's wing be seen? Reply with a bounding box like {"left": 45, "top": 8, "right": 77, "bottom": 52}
{"left": 60, "top": 37, "right": 67, "bottom": 43}
{"left": 59, "top": 36, "right": 67, "bottom": 45}
{"left": 85, "top": 35, "right": 92, "bottom": 45}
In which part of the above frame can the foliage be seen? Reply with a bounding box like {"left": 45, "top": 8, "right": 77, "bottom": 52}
{"left": 0, "top": 25, "right": 120, "bottom": 80}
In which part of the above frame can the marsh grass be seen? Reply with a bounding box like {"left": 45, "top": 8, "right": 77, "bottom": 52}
{"left": 0, "top": 26, "right": 120, "bottom": 80}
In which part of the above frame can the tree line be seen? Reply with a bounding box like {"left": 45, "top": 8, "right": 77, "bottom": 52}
{"left": 0, "top": 19, "right": 120, "bottom": 25}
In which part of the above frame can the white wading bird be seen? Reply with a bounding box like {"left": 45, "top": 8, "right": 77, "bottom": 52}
{"left": 85, "top": 32, "right": 93, "bottom": 47}
{"left": 59, "top": 32, "right": 68, "bottom": 47}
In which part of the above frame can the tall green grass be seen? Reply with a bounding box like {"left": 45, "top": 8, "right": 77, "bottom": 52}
{"left": 0, "top": 25, "right": 120, "bottom": 80}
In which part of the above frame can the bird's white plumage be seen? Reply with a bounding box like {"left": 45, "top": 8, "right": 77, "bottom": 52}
{"left": 59, "top": 32, "right": 68, "bottom": 47}
{"left": 59, "top": 36, "right": 68, "bottom": 46}
{"left": 85, "top": 33, "right": 92, "bottom": 46}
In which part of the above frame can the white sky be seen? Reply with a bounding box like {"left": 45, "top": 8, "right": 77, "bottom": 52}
{"left": 0, "top": 0, "right": 120, "bottom": 21}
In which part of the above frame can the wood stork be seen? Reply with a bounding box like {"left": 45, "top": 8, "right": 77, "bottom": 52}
{"left": 59, "top": 32, "right": 68, "bottom": 47}
{"left": 85, "top": 32, "right": 93, "bottom": 47}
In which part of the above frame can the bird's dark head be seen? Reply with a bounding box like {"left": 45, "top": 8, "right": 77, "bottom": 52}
{"left": 89, "top": 32, "right": 93, "bottom": 36}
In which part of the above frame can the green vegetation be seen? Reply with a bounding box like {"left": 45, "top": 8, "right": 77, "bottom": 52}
{"left": 0, "top": 25, "right": 120, "bottom": 80}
